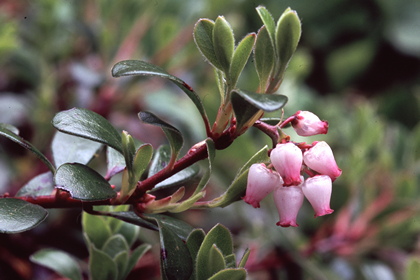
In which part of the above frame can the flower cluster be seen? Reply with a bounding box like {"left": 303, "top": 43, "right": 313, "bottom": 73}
{"left": 243, "top": 111, "right": 341, "bottom": 227}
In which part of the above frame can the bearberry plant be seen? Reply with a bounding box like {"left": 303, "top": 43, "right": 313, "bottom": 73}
{"left": 0, "top": 6, "right": 341, "bottom": 280}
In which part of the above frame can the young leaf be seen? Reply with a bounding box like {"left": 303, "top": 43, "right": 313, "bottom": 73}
{"left": 102, "top": 234, "right": 129, "bottom": 259}
{"left": 53, "top": 108, "right": 123, "bottom": 153}
{"left": 82, "top": 212, "right": 112, "bottom": 249}
{"left": 122, "top": 244, "right": 151, "bottom": 280}
{"left": 88, "top": 244, "right": 118, "bottom": 280}
{"left": 207, "top": 245, "right": 227, "bottom": 277}
{"left": 0, "top": 124, "right": 55, "bottom": 173}
{"left": 275, "top": 8, "right": 301, "bottom": 69}
{"left": 106, "top": 147, "right": 126, "bottom": 179}
{"left": 225, "top": 254, "right": 236, "bottom": 268}
{"left": 208, "top": 268, "right": 247, "bottom": 280}
{"left": 112, "top": 60, "right": 209, "bottom": 128}
{"left": 238, "top": 248, "right": 250, "bottom": 268}
{"left": 213, "top": 16, "right": 235, "bottom": 74}
{"left": 208, "top": 146, "right": 270, "bottom": 208}
{"left": 0, "top": 198, "right": 48, "bottom": 233}
{"left": 193, "top": 19, "right": 222, "bottom": 69}
{"left": 254, "top": 26, "right": 275, "bottom": 92}
{"left": 52, "top": 131, "right": 102, "bottom": 168}
{"left": 187, "top": 228, "right": 206, "bottom": 264}
{"left": 193, "top": 138, "right": 215, "bottom": 195}
{"left": 156, "top": 219, "right": 193, "bottom": 280}
{"left": 16, "top": 171, "right": 55, "bottom": 197}
{"left": 30, "top": 249, "right": 82, "bottom": 280}
{"left": 55, "top": 163, "right": 116, "bottom": 201}
{"left": 256, "top": 6, "right": 276, "bottom": 45}
{"left": 196, "top": 224, "right": 233, "bottom": 280}
{"left": 121, "top": 131, "right": 136, "bottom": 171}
{"left": 139, "top": 111, "right": 183, "bottom": 168}
{"left": 229, "top": 33, "right": 256, "bottom": 88}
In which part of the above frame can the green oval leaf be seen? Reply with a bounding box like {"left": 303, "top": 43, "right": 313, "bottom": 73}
{"left": 213, "top": 16, "right": 235, "bottom": 74}
{"left": 229, "top": 33, "right": 256, "bottom": 87}
{"left": 30, "top": 249, "right": 82, "bottom": 280}
{"left": 208, "top": 268, "right": 247, "bottom": 280}
{"left": 275, "top": 8, "right": 301, "bottom": 68}
{"left": 52, "top": 131, "right": 103, "bottom": 168}
{"left": 196, "top": 224, "right": 233, "bottom": 280}
{"left": 156, "top": 219, "right": 193, "bottom": 280}
{"left": 256, "top": 5, "right": 275, "bottom": 45}
{"left": 0, "top": 123, "right": 55, "bottom": 173}
{"left": 111, "top": 60, "right": 209, "bottom": 127}
{"left": 52, "top": 108, "right": 123, "bottom": 153}
{"left": 88, "top": 244, "right": 118, "bottom": 280}
{"left": 0, "top": 198, "right": 48, "bottom": 233}
{"left": 16, "top": 171, "right": 55, "bottom": 197}
{"left": 254, "top": 26, "right": 275, "bottom": 92}
{"left": 55, "top": 163, "right": 116, "bottom": 201}
{"left": 193, "top": 19, "right": 222, "bottom": 69}
{"left": 102, "top": 234, "right": 129, "bottom": 258}
{"left": 139, "top": 111, "right": 183, "bottom": 168}
{"left": 82, "top": 212, "right": 112, "bottom": 249}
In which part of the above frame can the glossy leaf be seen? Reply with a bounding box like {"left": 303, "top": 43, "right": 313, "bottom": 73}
{"left": 16, "top": 171, "right": 55, "bottom": 197}
{"left": 139, "top": 111, "right": 183, "bottom": 168}
{"left": 196, "top": 224, "right": 233, "bottom": 280}
{"left": 0, "top": 124, "right": 55, "bottom": 173}
{"left": 55, "top": 163, "right": 116, "bottom": 201}
{"left": 256, "top": 6, "right": 275, "bottom": 44}
{"left": 193, "top": 19, "right": 221, "bottom": 69}
{"left": 275, "top": 8, "right": 301, "bottom": 68}
{"left": 30, "top": 249, "right": 82, "bottom": 280}
{"left": 82, "top": 212, "right": 112, "bottom": 249}
{"left": 208, "top": 268, "right": 247, "bottom": 280}
{"left": 157, "top": 219, "right": 193, "bottom": 280}
{"left": 254, "top": 26, "right": 275, "bottom": 91}
{"left": 0, "top": 123, "right": 19, "bottom": 134}
{"left": 106, "top": 147, "right": 126, "bottom": 179}
{"left": 52, "top": 131, "right": 102, "bottom": 168}
{"left": 53, "top": 108, "right": 123, "bottom": 153}
{"left": 88, "top": 243, "right": 118, "bottom": 280}
{"left": 0, "top": 198, "right": 48, "bottom": 233}
{"left": 229, "top": 33, "right": 256, "bottom": 87}
{"left": 102, "top": 211, "right": 159, "bottom": 232}
{"left": 213, "top": 16, "right": 235, "bottom": 74}
{"left": 112, "top": 60, "right": 209, "bottom": 126}
{"left": 208, "top": 146, "right": 269, "bottom": 208}
{"left": 231, "top": 89, "right": 287, "bottom": 131}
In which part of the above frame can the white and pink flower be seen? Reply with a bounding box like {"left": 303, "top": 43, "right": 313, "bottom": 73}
{"left": 303, "top": 141, "right": 342, "bottom": 181}
{"left": 292, "top": 111, "right": 328, "bottom": 136}
{"left": 302, "top": 175, "right": 334, "bottom": 217}
{"left": 243, "top": 163, "right": 282, "bottom": 208}
{"left": 273, "top": 184, "right": 304, "bottom": 227}
{"left": 270, "top": 143, "right": 303, "bottom": 186}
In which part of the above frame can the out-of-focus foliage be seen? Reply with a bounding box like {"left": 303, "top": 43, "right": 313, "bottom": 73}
{"left": 0, "top": 0, "right": 419, "bottom": 279}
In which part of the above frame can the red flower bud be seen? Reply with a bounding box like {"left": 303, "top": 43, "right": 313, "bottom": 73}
{"left": 292, "top": 111, "right": 328, "bottom": 136}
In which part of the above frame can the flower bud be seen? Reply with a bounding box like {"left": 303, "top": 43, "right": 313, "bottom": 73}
{"left": 270, "top": 143, "right": 303, "bottom": 186}
{"left": 302, "top": 175, "right": 334, "bottom": 217}
{"left": 292, "top": 111, "right": 328, "bottom": 136}
{"left": 303, "top": 141, "right": 342, "bottom": 181}
{"left": 273, "top": 185, "right": 304, "bottom": 227}
{"left": 243, "top": 163, "right": 282, "bottom": 208}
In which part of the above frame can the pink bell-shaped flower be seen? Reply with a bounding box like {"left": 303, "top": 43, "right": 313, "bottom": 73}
{"left": 273, "top": 185, "right": 304, "bottom": 227}
{"left": 292, "top": 111, "right": 329, "bottom": 136}
{"left": 243, "top": 163, "right": 282, "bottom": 208}
{"left": 303, "top": 141, "right": 342, "bottom": 181}
{"left": 302, "top": 175, "right": 334, "bottom": 217}
{"left": 270, "top": 143, "right": 303, "bottom": 186}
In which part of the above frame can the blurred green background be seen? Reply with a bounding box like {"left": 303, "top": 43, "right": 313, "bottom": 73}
{"left": 0, "top": 0, "right": 419, "bottom": 279}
